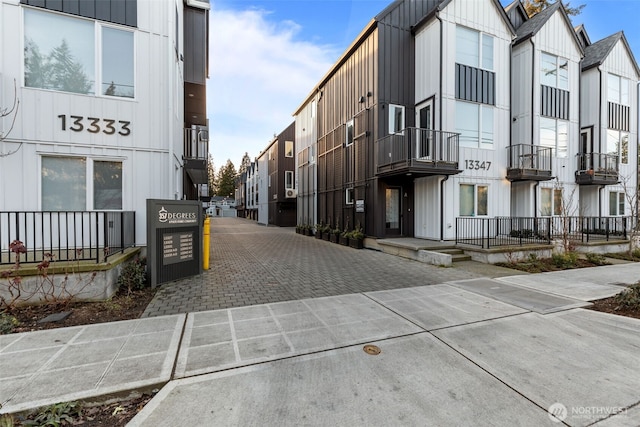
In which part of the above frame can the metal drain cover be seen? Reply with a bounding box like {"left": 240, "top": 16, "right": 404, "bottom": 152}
{"left": 363, "top": 344, "right": 381, "bottom": 355}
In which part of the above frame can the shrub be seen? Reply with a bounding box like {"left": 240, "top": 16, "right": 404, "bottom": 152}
{"left": 0, "top": 312, "right": 19, "bottom": 334}
{"left": 585, "top": 252, "right": 608, "bottom": 266}
{"left": 23, "top": 401, "right": 81, "bottom": 427}
{"left": 615, "top": 282, "right": 640, "bottom": 310}
{"left": 117, "top": 257, "right": 147, "bottom": 294}
{"left": 551, "top": 252, "right": 578, "bottom": 269}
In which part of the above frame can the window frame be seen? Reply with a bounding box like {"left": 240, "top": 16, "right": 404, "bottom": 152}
{"left": 539, "top": 117, "right": 568, "bottom": 158}
{"left": 345, "top": 188, "right": 354, "bottom": 205}
{"left": 23, "top": 8, "right": 136, "bottom": 99}
{"left": 540, "top": 52, "right": 568, "bottom": 90}
{"left": 455, "top": 25, "right": 494, "bottom": 71}
{"left": 345, "top": 119, "right": 354, "bottom": 146}
{"left": 285, "top": 141, "right": 294, "bottom": 158}
{"left": 459, "top": 183, "right": 488, "bottom": 217}
{"left": 41, "top": 155, "right": 123, "bottom": 211}
{"left": 540, "top": 187, "right": 563, "bottom": 217}
{"left": 456, "top": 101, "right": 494, "bottom": 148}
{"left": 284, "top": 171, "right": 294, "bottom": 189}
{"left": 388, "top": 104, "right": 405, "bottom": 135}
{"left": 609, "top": 191, "right": 625, "bottom": 216}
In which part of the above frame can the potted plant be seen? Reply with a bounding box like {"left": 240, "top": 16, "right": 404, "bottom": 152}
{"left": 321, "top": 223, "right": 331, "bottom": 241}
{"left": 348, "top": 225, "right": 364, "bottom": 249}
{"left": 330, "top": 226, "right": 341, "bottom": 243}
{"left": 339, "top": 229, "right": 349, "bottom": 246}
{"left": 315, "top": 222, "right": 324, "bottom": 239}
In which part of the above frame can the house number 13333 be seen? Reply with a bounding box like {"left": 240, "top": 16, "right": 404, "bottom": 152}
{"left": 57, "top": 115, "right": 131, "bottom": 136}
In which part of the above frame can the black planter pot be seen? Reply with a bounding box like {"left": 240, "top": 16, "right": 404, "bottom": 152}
{"left": 348, "top": 238, "right": 363, "bottom": 249}
{"left": 315, "top": 231, "right": 323, "bottom": 239}
{"left": 322, "top": 233, "right": 330, "bottom": 241}
{"left": 339, "top": 235, "right": 349, "bottom": 245}
{"left": 330, "top": 233, "right": 339, "bottom": 243}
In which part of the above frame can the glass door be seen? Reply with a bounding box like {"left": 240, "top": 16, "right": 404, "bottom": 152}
{"left": 416, "top": 99, "right": 433, "bottom": 160}
{"left": 385, "top": 187, "right": 401, "bottom": 235}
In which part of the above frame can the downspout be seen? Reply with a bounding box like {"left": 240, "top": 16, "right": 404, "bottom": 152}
{"left": 597, "top": 67, "right": 603, "bottom": 217}
{"left": 530, "top": 39, "right": 536, "bottom": 150}
{"left": 440, "top": 175, "right": 449, "bottom": 241}
{"left": 436, "top": 11, "right": 443, "bottom": 132}
{"left": 437, "top": 10, "right": 445, "bottom": 241}
{"left": 599, "top": 185, "right": 604, "bottom": 217}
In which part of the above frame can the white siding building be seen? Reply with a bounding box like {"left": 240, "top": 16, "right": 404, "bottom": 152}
{"left": 0, "top": 0, "right": 209, "bottom": 253}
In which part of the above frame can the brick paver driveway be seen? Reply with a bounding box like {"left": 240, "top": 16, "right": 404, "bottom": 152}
{"left": 143, "top": 217, "right": 494, "bottom": 316}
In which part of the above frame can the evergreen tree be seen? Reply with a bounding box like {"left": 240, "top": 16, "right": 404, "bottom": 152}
{"left": 238, "top": 152, "right": 251, "bottom": 175}
{"left": 49, "top": 39, "right": 92, "bottom": 94}
{"left": 207, "top": 153, "right": 217, "bottom": 197}
{"left": 216, "top": 159, "right": 237, "bottom": 198}
{"left": 523, "top": 0, "right": 585, "bottom": 17}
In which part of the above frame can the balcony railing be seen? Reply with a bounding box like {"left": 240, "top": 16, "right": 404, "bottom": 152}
{"left": 575, "top": 153, "right": 619, "bottom": 185}
{"left": 184, "top": 126, "right": 209, "bottom": 185}
{"left": 376, "top": 128, "right": 460, "bottom": 177}
{"left": 456, "top": 216, "right": 630, "bottom": 249}
{"left": 506, "top": 144, "right": 553, "bottom": 181}
{"left": 0, "top": 211, "right": 135, "bottom": 265}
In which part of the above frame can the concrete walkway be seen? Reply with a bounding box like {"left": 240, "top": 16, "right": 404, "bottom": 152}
{"left": 1, "top": 218, "right": 639, "bottom": 425}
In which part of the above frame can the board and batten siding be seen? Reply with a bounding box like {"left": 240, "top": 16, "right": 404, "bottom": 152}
{"left": 0, "top": 0, "right": 183, "bottom": 247}
{"left": 295, "top": 97, "right": 318, "bottom": 227}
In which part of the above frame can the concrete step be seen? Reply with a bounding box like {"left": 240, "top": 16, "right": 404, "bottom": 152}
{"left": 451, "top": 253, "right": 472, "bottom": 262}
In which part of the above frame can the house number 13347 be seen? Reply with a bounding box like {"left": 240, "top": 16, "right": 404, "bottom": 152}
{"left": 464, "top": 160, "right": 491, "bottom": 170}
{"left": 58, "top": 115, "right": 131, "bottom": 136}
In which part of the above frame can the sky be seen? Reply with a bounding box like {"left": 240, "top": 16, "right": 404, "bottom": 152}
{"left": 208, "top": 0, "right": 640, "bottom": 171}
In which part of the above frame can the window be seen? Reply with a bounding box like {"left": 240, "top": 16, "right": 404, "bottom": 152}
{"left": 94, "top": 161, "right": 123, "bottom": 209}
{"left": 540, "top": 52, "right": 568, "bottom": 90}
{"left": 607, "top": 130, "right": 628, "bottom": 164}
{"left": 41, "top": 156, "right": 122, "bottom": 210}
{"left": 346, "top": 188, "right": 354, "bottom": 205}
{"left": 541, "top": 188, "right": 563, "bottom": 216}
{"left": 309, "top": 145, "right": 315, "bottom": 164}
{"left": 609, "top": 192, "right": 625, "bottom": 216}
{"left": 460, "top": 184, "right": 487, "bottom": 216}
{"left": 389, "top": 105, "right": 404, "bottom": 134}
{"left": 456, "top": 26, "right": 493, "bottom": 70}
{"left": 268, "top": 175, "right": 271, "bottom": 187}
{"left": 540, "top": 117, "right": 568, "bottom": 158}
{"left": 346, "top": 120, "right": 354, "bottom": 146}
{"left": 24, "top": 8, "right": 135, "bottom": 98}
{"left": 285, "top": 171, "right": 294, "bottom": 189}
{"left": 607, "top": 74, "right": 629, "bottom": 105}
{"left": 456, "top": 101, "right": 493, "bottom": 148}
{"left": 102, "top": 27, "right": 134, "bottom": 98}
{"left": 285, "top": 141, "right": 294, "bottom": 157}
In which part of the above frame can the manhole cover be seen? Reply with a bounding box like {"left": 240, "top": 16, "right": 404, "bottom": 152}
{"left": 363, "top": 344, "right": 381, "bottom": 355}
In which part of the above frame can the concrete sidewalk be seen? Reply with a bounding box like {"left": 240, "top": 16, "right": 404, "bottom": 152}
{"left": 1, "top": 264, "right": 639, "bottom": 426}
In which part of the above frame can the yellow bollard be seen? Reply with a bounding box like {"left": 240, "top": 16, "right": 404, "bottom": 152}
{"left": 203, "top": 217, "right": 210, "bottom": 270}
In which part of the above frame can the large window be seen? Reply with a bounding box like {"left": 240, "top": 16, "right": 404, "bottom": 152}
{"left": 285, "top": 140, "right": 294, "bottom": 157}
{"left": 285, "top": 171, "right": 294, "bottom": 189}
{"left": 456, "top": 26, "right": 493, "bottom": 70}
{"left": 24, "top": 8, "right": 134, "bottom": 98}
{"left": 607, "top": 130, "right": 629, "bottom": 165}
{"left": 607, "top": 74, "right": 629, "bottom": 105}
{"left": 609, "top": 192, "right": 625, "bottom": 216}
{"left": 460, "top": 184, "right": 487, "bottom": 216}
{"left": 456, "top": 101, "right": 493, "bottom": 148}
{"left": 41, "top": 157, "right": 122, "bottom": 210}
{"left": 389, "top": 105, "right": 404, "bottom": 134}
{"left": 346, "top": 120, "right": 354, "bottom": 146}
{"left": 541, "top": 188, "right": 562, "bottom": 216}
{"left": 540, "top": 117, "right": 568, "bottom": 158}
{"left": 540, "top": 52, "right": 568, "bottom": 90}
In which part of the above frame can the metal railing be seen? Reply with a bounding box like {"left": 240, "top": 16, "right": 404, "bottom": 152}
{"left": 376, "top": 128, "right": 459, "bottom": 170}
{"left": 507, "top": 144, "right": 553, "bottom": 171}
{"left": 0, "top": 211, "right": 135, "bottom": 265}
{"left": 456, "top": 216, "right": 630, "bottom": 249}
{"left": 575, "top": 152, "right": 619, "bottom": 177}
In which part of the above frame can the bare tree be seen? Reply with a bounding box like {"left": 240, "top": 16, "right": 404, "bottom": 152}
{"left": 619, "top": 173, "right": 640, "bottom": 254}
{"left": 0, "top": 79, "right": 20, "bottom": 157}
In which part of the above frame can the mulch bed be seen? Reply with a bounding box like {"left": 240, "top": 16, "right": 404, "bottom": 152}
{"left": 588, "top": 296, "right": 640, "bottom": 320}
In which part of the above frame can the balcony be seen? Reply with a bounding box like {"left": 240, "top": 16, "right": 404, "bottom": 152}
{"left": 376, "top": 128, "right": 460, "bottom": 178}
{"left": 575, "top": 153, "right": 619, "bottom": 185}
{"left": 506, "top": 144, "right": 553, "bottom": 182}
{"left": 183, "top": 126, "right": 209, "bottom": 184}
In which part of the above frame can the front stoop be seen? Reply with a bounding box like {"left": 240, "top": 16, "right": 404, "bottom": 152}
{"left": 373, "top": 238, "right": 470, "bottom": 267}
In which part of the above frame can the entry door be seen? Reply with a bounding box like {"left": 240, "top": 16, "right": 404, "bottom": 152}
{"left": 580, "top": 128, "right": 593, "bottom": 170}
{"left": 385, "top": 187, "right": 401, "bottom": 236}
{"left": 416, "top": 100, "right": 434, "bottom": 160}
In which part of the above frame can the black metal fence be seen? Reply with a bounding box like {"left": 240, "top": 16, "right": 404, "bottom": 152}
{"left": 0, "top": 211, "right": 136, "bottom": 265}
{"left": 456, "top": 216, "right": 630, "bottom": 249}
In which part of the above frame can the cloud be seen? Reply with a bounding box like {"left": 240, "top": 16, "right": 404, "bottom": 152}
{"left": 208, "top": 5, "right": 338, "bottom": 167}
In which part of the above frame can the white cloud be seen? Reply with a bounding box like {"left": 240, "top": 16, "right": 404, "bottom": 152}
{"left": 208, "top": 5, "right": 338, "bottom": 168}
